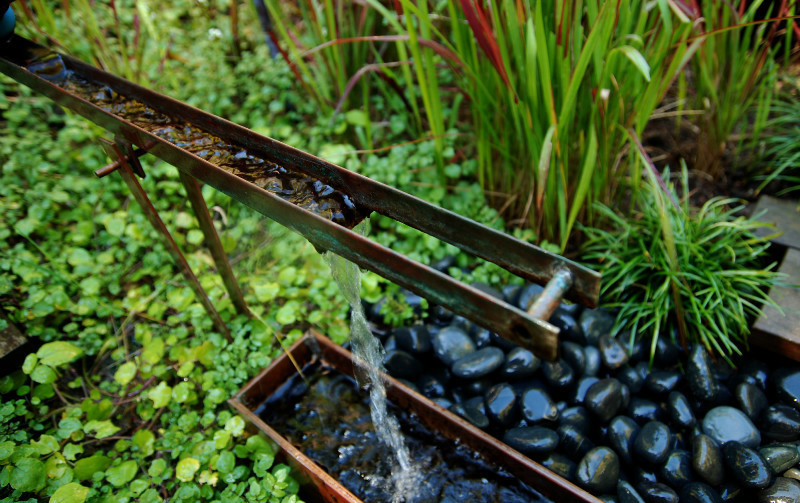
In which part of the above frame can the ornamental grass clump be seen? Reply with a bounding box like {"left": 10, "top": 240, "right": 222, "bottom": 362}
{"left": 582, "top": 168, "right": 781, "bottom": 365}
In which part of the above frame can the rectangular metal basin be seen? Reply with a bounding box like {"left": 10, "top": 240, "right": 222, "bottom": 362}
{"left": 229, "top": 331, "right": 602, "bottom": 503}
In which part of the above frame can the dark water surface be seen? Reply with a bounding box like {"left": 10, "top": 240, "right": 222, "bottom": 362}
{"left": 256, "top": 364, "right": 550, "bottom": 503}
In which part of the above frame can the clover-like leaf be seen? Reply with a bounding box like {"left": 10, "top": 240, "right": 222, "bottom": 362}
{"left": 175, "top": 457, "right": 200, "bottom": 482}
{"left": 49, "top": 481, "right": 89, "bottom": 503}
{"left": 106, "top": 459, "right": 138, "bottom": 487}
{"left": 37, "top": 342, "right": 82, "bottom": 367}
{"left": 147, "top": 382, "right": 172, "bottom": 408}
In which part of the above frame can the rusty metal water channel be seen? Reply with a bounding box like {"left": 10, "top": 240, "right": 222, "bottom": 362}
{"left": 0, "top": 35, "right": 600, "bottom": 360}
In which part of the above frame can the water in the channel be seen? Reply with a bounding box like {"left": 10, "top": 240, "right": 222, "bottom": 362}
{"left": 324, "top": 236, "right": 422, "bottom": 503}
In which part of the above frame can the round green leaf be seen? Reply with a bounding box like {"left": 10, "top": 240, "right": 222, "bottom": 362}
{"left": 113, "top": 362, "right": 137, "bottom": 386}
{"left": 74, "top": 455, "right": 111, "bottom": 481}
{"left": 175, "top": 457, "right": 200, "bottom": 482}
{"left": 216, "top": 451, "right": 235, "bottom": 474}
{"left": 106, "top": 459, "right": 138, "bottom": 487}
{"left": 147, "top": 382, "right": 172, "bottom": 409}
{"left": 49, "top": 482, "right": 89, "bottom": 503}
{"left": 10, "top": 457, "right": 47, "bottom": 492}
{"left": 22, "top": 353, "right": 38, "bottom": 374}
{"left": 37, "top": 342, "right": 82, "bottom": 367}
{"left": 30, "top": 365, "right": 57, "bottom": 384}
{"left": 83, "top": 420, "right": 120, "bottom": 439}
{"left": 131, "top": 430, "right": 155, "bottom": 457}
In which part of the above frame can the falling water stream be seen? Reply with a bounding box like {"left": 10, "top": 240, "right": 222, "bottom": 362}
{"left": 324, "top": 228, "right": 423, "bottom": 503}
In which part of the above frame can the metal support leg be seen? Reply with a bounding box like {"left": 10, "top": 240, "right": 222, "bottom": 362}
{"left": 528, "top": 268, "right": 574, "bottom": 322}
{"left": 99, "top": 138, "right": 234, "bottom": 342}
{"left": 178, "top": 170, "right": 251, "bottom": 317}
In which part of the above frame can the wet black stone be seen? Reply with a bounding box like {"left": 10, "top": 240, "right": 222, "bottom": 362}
{"left": 702, "top": 405, "right": 761, "bottom": 448}
{"left": 489, "top": 331, "right": 518, "bottom": 351}
{"left": 636, "top": 480, "right": 678, "bottom": 503}
{"left": 607, "top": 415, "right": 640, "bottom": 466}
{"left": 468, "top": 326, "right": 492, "bottom": 348}
{"left": 584, "top": 346, "right": 601, "bottom": 377}
{"left": 400, "top": 290, "right": 425, "bottom": 316}
{"left": 723, "top": 441, "right": 773, "bottom": 489}
{"left": 679, "top": 482, "right": 723, "bottom": 503}
{"left": 654, "top": 337, "right": 681, "bottom": 367}
{"left": 738, "top": 359, "right": 770, "bottom": 390}
{"left": 735, "top": 382, "right": 769, "bottom": 421}
{"left": 397, "top": 379, "right": 418, "bottom": 392}
{"left": 416, "top": 374, "right": 446, "bottom": 399}
{"left": 465, "top": 378, "right": 494, "bottom": 396}
{"left": 394, "top": 325, "right": 431, "bottom": 354}
{"left": 541, "top": 359, "right": 576, "bottom": 391}
{"left": 620, "top": 383, "right": 631, "bottom": 411}
{"left": 717, "top": 482, "right": 741, "bottom": 503}
{"left": 573, "top": 376, "right": 600, "bottom": 405}
{"left": 618, "top": 480, "right": 646, "bottom": 503}
{"left": 431, "top": 326, "right": 475, "bottom": 366}
{"left": 382, "top": 335, "right": 397, "bottom": 352}
{"left": 484, "top": 383, "right": 519, "bottom": 428}
{"left": 561, "top": 341, "right": 586, "bottom": 376}
{"left": 644, "top": 371, "right": 682, "bottom": 396}
{"left": 617, "top": 365, "right": 646, "bottom": 394}
{"left": 760, "top": 404, "right": 800, "bottom": 442}
{"left": 687, "top": 345, "right": 719, "bottom": 402}
{"left": 432, "top": 397, "right": 453, "bottom": 409}
{"left": 552, "top": 312, "right": 584, "bottom": 345}
{"left": 521, "top": 387, "right": 559, "bottom": 424}
{"left": 501, "top": 347, "right": 540, "bottom": 381}
{"left": 382, "top": 349, "right": 422, "bottom": 379}
{"left": 430, "top": 305, "right": 454, "bottom": 325}
{"left": 667, "top": 391, "right": 696, "bottom": 430}
{"left": 514, "top": 283, "right": 544, "bottom": 311}
{"left": 503, "top": 426, "right": 559, "bottom": 456}
{"left": 576, "top": 447, "right": 620, "bottom": 494}
{"left": 540, "top": 452, "right": 576, "bottom": 481}
{"left": 560, "top": 406, "right": 590, "bottom": 433}
{"left": 430, "top": 255, "right": 455, "bottom": 273}
{"left": 585, "top": 378, "right": 624, "bottom": 423}
{"left": 692, "top": 434, "right": 725, "bottom": 486}
{"left": 758, "top": 477, "right": 800, "bottom": 503}
{"left": 558, "top": 424, "right": 596, "bottom": 461}
{"left": 659, "top": 449, "right": 692, "bottom": 490}
{"left": 628, "top": 337, "right": 649, "bottom": 363}
{"left": 579, "top": 308, "right": 615, "bottom": 345}
{"left": 451, "top": 347, "right": 504, "bottom": 379}
{"left": 628, "top": 398, "right": 665, "bottom": 424}
{"left": 460, "top": 396, "right": 490, "bottom": 429}
{"left": 773, "top": 369, "right": 800, "bottom": 412}
{"left": 633, "top": 421, "right": 672, "bottom": 466}
{"left": 759, "top": 443, "right": 800, "bottom": 474}
{"left": 599, "top": 334, "right": 630, "bottom": 370}
{"left": 631, "top": 466, "right": 659, "bottom": 485}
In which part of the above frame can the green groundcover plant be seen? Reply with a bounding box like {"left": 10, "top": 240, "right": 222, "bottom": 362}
{"left": 582, "top": 167, "right": 781, "bottom": 365}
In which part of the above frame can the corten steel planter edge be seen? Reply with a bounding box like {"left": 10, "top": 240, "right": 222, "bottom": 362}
{"left": 229, "top": 330, "right": 603, "bottom": 503}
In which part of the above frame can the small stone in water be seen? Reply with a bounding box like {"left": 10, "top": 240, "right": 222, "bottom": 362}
{"left": 660, "top": 449, "right": 693, "bottom": 490}
{"left": 617, "top": 480, "right": 646, "bottom": 503}
{"left": 578, "top": 308, "right": 615, "bottom": 345}
{"left": 692, "top": 434, "right": 725, "bottom": 487}
{"left": 382, "top": 349, "right": 422, "bottom": 380}
{"left": 702, "top": 405, "right": 761, "bottom": 448}
{"left": 606, "top": 415, "right": 640, "bottom": 466}
{"left": 627, "top": 397, "right": 665, "bottom": 424}
{"left": 573, "top": 376, "right": 600, "bottom": 405}
{"left": 502, "top": 426, "right": 559, "bottom": 456}
{"left": 393, "top": 325, "right": 431, "bottom": 354}
{"left": 484, "top": 383, "right": 519, "bottom": 428}
{"left": 541, "top": 359, "right": 576, "bottom": 391}
{"left": 679, "top": 482, "right": 723, "bottom": 503}
{"left": 584, "top": 345, "right": 602, "bottom": 377}
{"left": 667, "top": 391, "right": 696, "bottom": 430}
{"left": 500, "top": 347, "right": 539, "bottom": 381}
{"left": 760, "top": 404, "right": 800, "bottom": 442}
{"left": 585, "top": 378, "right": 624, "bottom": 423}
{"left": 636, "top": 480, "right": 678, "bottom": 503}
{"left": 734, "top": 382, "right": 769, "bottom": 421}
{"left": 773, "top": 368, "right": 800, "bottom": 412}
{"left": 451, "top": 347, "right": 504, "bottom": 379}
{"left": 460, "top": 396, "right": 490, "bottom": 430}
{"left": 560, "top": 406, "right": 591, "bottom": 433}
{"left": 633, "top": 421, "right": 672, "bottom": 466}
{"left": 561, "top": 341, "right": 586, "bottom": 375}
{"left": 760, "top": 443, "right": 800, "bottom": 475}
{"left": 576, "top": 447, "right": 620, "bottom": 494}
{"left": 617, "top": 365, "right": 645, "bottom": 394}
{"left": 540, "top": 452, "right": 576, "bottom": 481}
{"left": 521, "top": 387, "right": 559, "bottom": 424}
{"left": 416, "top": 374, "right": 446, "bottom": 398}
{"left": 644, "top": 370, "right": 682, "bottom": 396}
{"left": 599, "top": 334, "right": 630, "bottom": 370}
{"left": 431, "top": 326, "right": 475, "bottom": 365}
{"left": 552, "top": 312, "right": 584, "bottom": 345}
{"left": 723, "top": 441, "right": 773, "bottom": 489}
{"left": 687, "top": 345, "right": 719, "bottom": 403}
{"left": 757, "top": 477, "right": 800, "bottom": 503}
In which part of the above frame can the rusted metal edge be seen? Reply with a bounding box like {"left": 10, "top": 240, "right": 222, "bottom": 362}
{"left": 0, "top": 36, "right": 599, "bottom": 308}
{"left": 232, "top": 331, "right": 603, "bottom": 503}
{"left": 0, "top": 36, "right": 563, "bottom": 360}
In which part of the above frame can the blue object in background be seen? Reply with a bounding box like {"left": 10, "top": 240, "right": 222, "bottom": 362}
{"left": 0, "top": 6, "right": 14, "bottom": 41}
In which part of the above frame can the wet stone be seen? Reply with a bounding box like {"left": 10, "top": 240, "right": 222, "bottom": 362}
{"left": 514, "top": 283, "right": 544, "bottom": 311}
{"left": 540, "top": 452, "right": 576, "bottom": 481}
{"left": 723, "top": 441, "right": 773, "bottom": 489}
{"left": 633, "top": 421, "right": 672, "bottom": 466}
{"left": 599, "top": 334, "right": 630, "bottom": 370}
{"left": 679, "top": 482, "right": 723, "bottom": 503}
{"left": 503, "top": 426, "right": 559, "bottom": 456}
{"left": 576, "top": 447, "right": 620, "bottom": 494}
{"left": 573, "top": 376, "right": 600, "bottom": 405}
{"left": 636, "top": 480, "right": 678, "bottom": 503}
{"left": 717, "top": 482, "right": 741, "bottom": 503}
{"left": 416, "top": 374, "right": 446, "bottom": 399}
{"left": 692, "top": 434, "right": 725, "bottom": 487}
{"left": 584, "top": 345, "right": 602, "bottom": 377}
{"left": 489, "top": 331, "right": 518, "bottom": 351}
{"left": 702, "top": 405, "right": 761, "bottom": 448}
{"left": 759, "top": 443, "right": 800, "bottom": 474}
{"left": 644, "top": 370, "right": 682, "bottom": 396}
{"left": 735, "top": 381, "right": 769, "bottom": 421}
{"left": 659, "top": 450, "right": 692, "bottom": 490}
{"left": 431, "top": 326, "right": 475, "bottom": 366}
{"left": 585, "top": 378, "right": 624, "bottom": 423}
{"left": 654, "top": 337, "right": 681, "bottom": 368}
{"left": 484, "top": 383, "right": 519, "bottom": 428}
{"left": 382, "top": 349, "right": 422, "bottom": 380}
{"left": 560, "top": 406, "right": 591, "bottom": 433}
{"left": 631, "top": 466, "right": 658, "bottom": 485}
{"left": 501, "top": 347, "right": 539, "bottom": 381}
{"left": 786, "top": 467, "right": 800, "bottom": 481}
{"left": 541, "top": 359, "right": 575, "bottom": 391}
{"left": 469, "top": 326, "right": 492, "bottom": 348}
{"left": 617, "top": 480, "right": 646, "bottom": 503}
{"left": 607, "top": 415, "right": 640, "bottom": 466}
{"left": 758, "top": 477, "right": 800, "bottom": 503}
{"left": 617, "top": 365, "right": 646, "bottom": 394}
{"left": 687, "top": 345, "right": 719, "bottom": 403}
{"left": 561, "top": 341, "right": 586, "bottom": 376}
{"left": 432, "top": 397, "right": 453, "bottom": 409}
{"left": 773, "top": 368, "right": 800, "bottom": 412}
{"left": 738, "top": 359, "right": 770, "bottom": 390}
{"left": 628, "top": 397, "right": 664, "bottom": 424}
{"left": 551, "top": 312, "right": 584, "bottom": 345}
{"left": 558, "top": 424, "right": 596, "bottom": 461}
{"left": 460, "top": 396, "right": 490, "bottom": 430}
{"left": 430, "top": 305, "right": 454, "bottom": 325}
{"left": 393, "top": 325, "right": 431, "bottom": 354}
{"left": 667, "top": 391, "right": 696, "bottom": 430}
{"left": 760, "top": 404, "right": 800, "bottom": 442}
{"left": 628, "top": 337, "right": 649, "bottom": 363}
{"left": 579, "top": 308, "right": 615, "bottom": 345}
{"left": 451, "top": 347, "right": 504, "bottom": 379}
{"left": 521, "top": 387, "right": 559, "bottom": 424}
